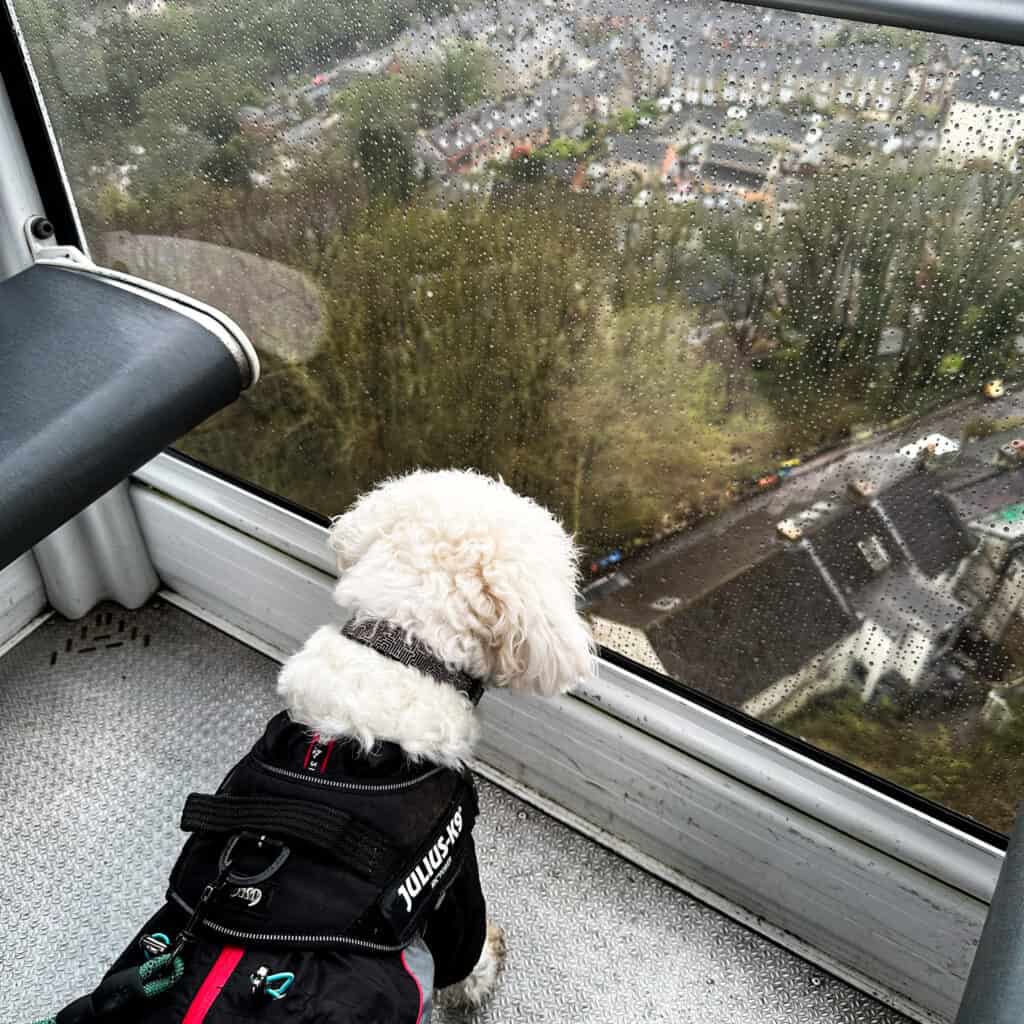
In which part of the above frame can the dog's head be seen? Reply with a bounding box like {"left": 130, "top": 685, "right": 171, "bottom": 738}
{"left": 328, "top": 469, "right": 595, "bottom": 697}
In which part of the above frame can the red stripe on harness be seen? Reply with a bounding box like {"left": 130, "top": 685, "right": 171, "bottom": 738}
{"left": 319, "top": 739, "right": 336, "bottom": 774}
{"left": 303, "top": 733, "right": 320, "bottom": 769}
{"left": 182, "top": 946, "right": 245, "bottom": 1024}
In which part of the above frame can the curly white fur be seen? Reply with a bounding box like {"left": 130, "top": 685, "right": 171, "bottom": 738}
{"left": 278, "top": 627, "right": 479, "bottom": 768}
{"left": 278, "top": 469, "right": 595, "bottom": 764}
{"left": 437, "top": 922, "right": 508, "bottom": 1010}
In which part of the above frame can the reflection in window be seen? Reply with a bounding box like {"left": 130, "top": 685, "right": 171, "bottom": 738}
{"left": 18, "top": 0, "right": 1024, "bottom": 830}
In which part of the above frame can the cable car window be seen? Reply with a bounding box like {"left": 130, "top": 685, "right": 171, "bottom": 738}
{"left": 15, "top": 0, "right": 1024, "bottom": 833}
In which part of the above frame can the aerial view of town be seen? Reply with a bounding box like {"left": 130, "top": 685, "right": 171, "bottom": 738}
{"left": 17, "top": 0, "right": 1024, "bottom": 830}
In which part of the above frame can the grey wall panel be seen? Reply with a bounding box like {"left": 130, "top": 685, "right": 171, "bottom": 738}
{"left": 0, "top": 551, "right": 46, "bottom": 650}
{"left": 131, "top": 487, "right": 333, "bottom": 658}
{"left": 583, "top": 663, "right": 1002, "bottom": 902}
{"left": 475, "top": 692, "right": 984, "bottom": 1023}
{"left": 135, "top": 455, "right": 335, "bottom": 575}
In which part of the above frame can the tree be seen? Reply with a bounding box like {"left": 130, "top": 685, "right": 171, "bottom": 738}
{"left": 358, "top": 126, "right": 416, "bottom": 201}
{"left": 557, "top": 303, "right": 779, "bottom": 544}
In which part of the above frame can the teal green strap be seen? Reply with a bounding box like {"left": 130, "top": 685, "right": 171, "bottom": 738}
{"left": 139, "top": 952, "right": 185, "bottom": 998}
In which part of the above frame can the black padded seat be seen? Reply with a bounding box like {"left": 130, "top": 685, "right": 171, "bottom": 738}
{"left": 0, "top": 262, "right": 255, "bottom": 569}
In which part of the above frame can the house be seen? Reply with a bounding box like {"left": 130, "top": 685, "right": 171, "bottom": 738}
{"left": 675, "top": 46, "right": 725, "bottom": 107}
{"left": 831, "top": 45, "right": 909, "bottom": 116}
{"left": 125, "top": 0, "right": 165, "bottom": 16}
{"left": 497, "top": 18, "right": 574, "bottom": 94}
{"left": 634, "top": 30, "right": 676, "bottom": 95}
{"left": 952, "top": 465, "right": 1024, "bottom": 658}
{"left": 428, "top": 100, "right": 551, "bottom": 175}
{"left": 644, "top": 541, "right": 858, "bottom": 710}
{"left": 655, "top": 107, "right": 730, "bottom": 154}
{"left": 941, "top": 66, "right": 1024, "bottom": 166}
{"left": 536, "top": 76, "right": 591, "bottom": 136}
{"left": 604, "top": 133, "right": 675, "bottom": 186}
{"left": 588, "top": 470, "right": 977, "bottom": 720}
{"left": 576, "top": 0, "right": 656, "bottom": 32}
{"left": 698, "top": 141, "right": 775, "bottom": 201}
{"left": 905, "top": 59, "right": 955, "bottom": 112}
{"left": 576, "top": 64, "right": 634, "bottom": 122}
{"left": 744, "top": 111, "right": 806, "bottom": 150}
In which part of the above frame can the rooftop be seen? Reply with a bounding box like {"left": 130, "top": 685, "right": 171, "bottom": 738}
{"left": 646, "top": 543, "right": 856, "bottom": 704}
{"left": 953, "top": 65, "right": 1024, "bottom": 107}
{"left": 606, "top": 132, "right": 671, "bottom": 166}
{"left": 705, "top": 141, "right": 773, "bottom": 172}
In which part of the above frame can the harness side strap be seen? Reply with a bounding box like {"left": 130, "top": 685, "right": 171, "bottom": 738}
{"left": 181, "top": 792, "right": 398, "bottom": 881}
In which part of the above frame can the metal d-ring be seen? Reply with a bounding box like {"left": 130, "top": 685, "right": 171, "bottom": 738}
{"left": 219, "top": 831, "right": 290, "bottom": 884}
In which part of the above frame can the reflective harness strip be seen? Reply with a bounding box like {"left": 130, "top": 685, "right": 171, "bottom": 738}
{"left": 182, "top": 946, "right": 245, "bottom": 1024}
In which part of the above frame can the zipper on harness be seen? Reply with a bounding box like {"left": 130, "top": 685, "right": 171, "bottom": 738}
{"left": 169, "top": 890, "right": 407, "bottom": 953}
{"left": 250, "top": 756, "right": 443, "bottom": 793}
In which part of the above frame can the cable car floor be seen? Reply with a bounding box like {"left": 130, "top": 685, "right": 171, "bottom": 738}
{"left": 1, "top": 599, "right": 909, "bottom": 1024}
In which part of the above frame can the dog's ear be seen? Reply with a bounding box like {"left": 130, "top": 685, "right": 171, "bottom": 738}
{"left": 482, "top": 529, "right": 597, "bottom": 698}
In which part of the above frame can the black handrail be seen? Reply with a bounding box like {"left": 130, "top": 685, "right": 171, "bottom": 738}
{"left": 955, "top": 805, "right": 1024, "bottom": 1022}
{"left": 727, "top": 0, "right": 1024, "bottom": 47}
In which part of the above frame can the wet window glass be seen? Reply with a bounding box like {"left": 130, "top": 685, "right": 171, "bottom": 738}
{"left": 17, "top": 0, "right": 1024, "bottom": 832}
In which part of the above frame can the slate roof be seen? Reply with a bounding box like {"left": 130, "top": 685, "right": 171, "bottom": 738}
{"left": 606, "top": 133, "right": 669, "bottom": 166}
{"left": 946, "top": 464, "right": 1024, "bottom": 527}
{"left": 805, "top": 503, "right": 905, "bottom": 597}
{"left": 855, "top": 570, "right": 967, "bottom": 640}
{"left": 705, "top": 141, "right": 772, "bottom": 172}
{"left": 745, "top": 110, "right": 805, "bottom": 143}
{"left": 953, "top": 66, "right": 1024, "bottom": 108}
{"left": 646, "top": 543, "right": 856, "bottom": 705}
{"left": 590, "top": 462, "right": 980, "bottom": 704}
{"left": 876, "top": 473, "right": 973, "bottom": 578}
{"left": 700, "top": 166, "right": 766, "bottom": 192}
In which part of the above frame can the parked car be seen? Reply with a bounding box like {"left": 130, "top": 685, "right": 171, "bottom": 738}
{"left": 898, "top": 433, "right": 960, "bottom": 460}
{"left": 983, "top": 378, "right": 1006, "bottom": 400}
{"left": 847, "top": 478, "right": 877, "bottom": 499}
{"left": 776, "top": 518, "right": 803, "bottom": 541}
{"left": 779, "top": 458, "right": 802, "bottom": 469}
{"left": 998, "top": 439, "right": 1024, "bottom": 467}
{"left": 756, "top": 473, "right": 781, "bottom": 489}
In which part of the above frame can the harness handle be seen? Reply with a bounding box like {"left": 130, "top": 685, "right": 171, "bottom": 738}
{"left": 181, "top": 791, "right": 398, "bottom": 881}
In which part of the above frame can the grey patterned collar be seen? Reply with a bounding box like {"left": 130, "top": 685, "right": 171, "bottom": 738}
{"left": 341, "top": 619, "right": 485, "bottom": 706}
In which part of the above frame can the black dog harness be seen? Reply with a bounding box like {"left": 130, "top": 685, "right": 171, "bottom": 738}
{"left": 45, "top": 621, "right": 488, "bottom": 1023}
{"left": 168, "top": 718, "right": 479, "bottom": 953}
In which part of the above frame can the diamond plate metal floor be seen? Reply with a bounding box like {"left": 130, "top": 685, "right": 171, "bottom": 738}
{"left": 0, "top": 601, "right": 909, "bottom": 1024}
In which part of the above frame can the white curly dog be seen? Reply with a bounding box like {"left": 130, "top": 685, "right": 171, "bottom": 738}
{"left": 277, "top": 468, "right": 595, "bottom": 1011}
